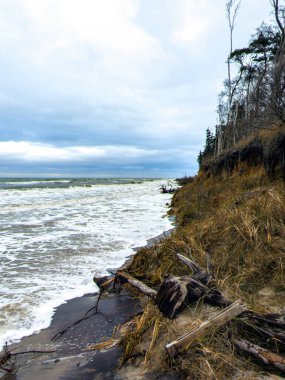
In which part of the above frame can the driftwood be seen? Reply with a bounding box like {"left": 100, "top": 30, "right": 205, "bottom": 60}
{"left": 0, "top": 343, "right": 56, "bottom": 374}
{"left": 242, "top": 311, "right": 285, "bottom": 329}
{"left": 177, "top": 253, "right": 213, "bottom": 285}
{"left": 89, "top": 254, "right": 285, "bottom": 376}
{"left": 116, "top": 271, "right": 157, "bottom": 299}
{"left": 89, "top": 276, "right": 115, "bottom": 315}
{"left": 160, "top": 185, "right": 176, "bottom": 194}
{"left": 111, "top": 253, "right": 285, "bottom": 377}
{"left": 156, "top": 275, "right": 231, "bottom": 319}
{"left": 238, "top": 312, "right": 285, "bottom": 352}
{"left": 52, "top": 277, "right": 114, "bottom": 342}
{"left": 234, "top": 339, "right": 285, "bottom": 373}
{"left": 166, "top": 300, "right": 247, "bottom": 357}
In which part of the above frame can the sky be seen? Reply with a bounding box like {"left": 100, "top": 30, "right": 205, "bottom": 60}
{"left": 0, "top": 0, "right": 274, "bottom": 178}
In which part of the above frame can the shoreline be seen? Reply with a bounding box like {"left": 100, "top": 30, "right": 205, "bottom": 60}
{"left": 0, "top": 178, "right": 174, "bottom": 353}
{"left": 3, "top": 227, "right": 175, "bottom": 380}
{"left": 118, "top": 227, "right": 175, "bottom": 271}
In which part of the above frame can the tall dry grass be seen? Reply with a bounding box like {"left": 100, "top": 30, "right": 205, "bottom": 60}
{"left": 91, "top": 164, "right": 285, "bottom": 379}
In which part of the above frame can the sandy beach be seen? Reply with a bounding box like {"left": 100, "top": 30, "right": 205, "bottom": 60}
{"left": 5, "top": 291, "right": 140, "bottom": 380}
{"left": 3, "top": 229, "right": 176, "bottom": 380}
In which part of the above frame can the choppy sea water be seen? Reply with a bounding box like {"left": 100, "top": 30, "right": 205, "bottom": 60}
{"left": 0, "top": 178, "right": 174, "bottom": 348}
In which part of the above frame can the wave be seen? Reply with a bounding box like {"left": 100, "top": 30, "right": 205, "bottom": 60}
{"left": 0, "top": 178, "right": 158, "bottom": 190}
{"left": 0, "top": 179, "right": 174, "bottom": 348}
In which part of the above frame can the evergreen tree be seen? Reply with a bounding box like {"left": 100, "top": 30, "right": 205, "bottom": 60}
{"left": 203, "top": 128, "right": 215, "bottom": 158}
{"left": 197, "top": 151, "right": 203, "bottom": 169}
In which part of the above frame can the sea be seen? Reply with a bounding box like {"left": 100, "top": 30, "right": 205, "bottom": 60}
{"left": 0, "top": 178, "right": 174, "bottom": 348}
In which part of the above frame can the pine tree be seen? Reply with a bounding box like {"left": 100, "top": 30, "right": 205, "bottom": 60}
{"left": 203, "top": 128, "right": 215, "bottom": 158}
{"left": 197, "top": 151, "right": 203, "bottom": 169}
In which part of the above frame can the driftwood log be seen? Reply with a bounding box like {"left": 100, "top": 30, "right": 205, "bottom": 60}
{"left": 90, "top": 252, "right": 285, "bottom": 375}
{"left": 238, "top": 312, "right": 285, "bottom": 352}
{"left": 156, "top": 275, "right": 231, "bottom": 319}
{"left": 155, "top": 253, "right": 228, "bottom": 319}
{"left": 234, "top": 339, "right": 285, "bottom": 373}
{"left": 166, "top": 300, "right": 247, "bottom": 357}
{"left": 160, "top": 185, "right": 176, "bottom": 194}
{"left": 116, "top": 271, "right": 157, "bottom": 299}
{"left": 242, "top": 311, "right": 285, "bottom": 329}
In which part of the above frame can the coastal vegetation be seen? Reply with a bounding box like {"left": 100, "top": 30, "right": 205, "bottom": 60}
{"left": 199, "top": 0, "right": 285, "bottom": 165}
{"left": 4, "top": 127, "right": 284, "bottom": 378}
{"left": 91, "top": 119, "right": 285, "bottom": 380}
{"left": 87, "top": 2, "right": 285, "bottom": 379}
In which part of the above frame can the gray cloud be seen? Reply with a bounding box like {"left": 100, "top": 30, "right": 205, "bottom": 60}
{"left": 0, "top": 0, "right": 272, "bottom": 177}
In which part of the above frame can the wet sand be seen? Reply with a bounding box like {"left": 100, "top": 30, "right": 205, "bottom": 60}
{"left": 6, "top": 292, "right": 140, "bottom": 380}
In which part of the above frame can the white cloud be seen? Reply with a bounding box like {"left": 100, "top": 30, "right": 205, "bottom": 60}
{"left": 0, "top": 141, "right": 160, "bottom": 163}
{"left": 171, "top": 0, "right": 223, "bottom": 49}
{"left": 4, "top": 0, "right": 162, "bottom": 74}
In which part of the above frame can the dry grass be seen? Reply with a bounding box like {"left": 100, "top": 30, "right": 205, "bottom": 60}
{"left": 90, "top": 157, "right": 285, "bottom": 379}
{"left": 88, "top": 300, "right": 252, "bottom": 379}
{"left": 122, "top": 167, "right": 285, "bottom": 378}
{"left": 181, "top": 180, "right": 285, "bottom": 306}
{"left": 130, "top": 173, "right": 285, "bottom": 308}
{"left": 87, "top": 301, "right": 170, "bottom": 364}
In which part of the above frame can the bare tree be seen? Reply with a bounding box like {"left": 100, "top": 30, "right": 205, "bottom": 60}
{"left": 270, "top": 0, "right": 285, "bottom": 122}
{"left": 226, "top": 0, "right": 242, "bottom": 116}
{"left": 271, "top": 0, "right": 285, "bottom": 58}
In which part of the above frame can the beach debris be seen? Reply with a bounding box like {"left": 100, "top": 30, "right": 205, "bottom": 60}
{"left": 114, "top": 252, "right": 285, "bottom": 375}
{"left": 155, "top": 252, "right": 229, "bottom": 319}
{"left": 165, "top": 300, "right": 247, "bottom": 357}
{"left": 160, "top": 185, "right": 177, "bottom": 194}
{"left": 88, "top": 276, "right": 116, "bottom": 315}
{"left": 156, "top": 275, "right": 230, "bottom": 319}
{"left": 52, "top": 250, "right": 285, "bottom": 376}
{"left": 51, "top": 276, "right": 118, "bottom": 342}
{"left": 234, "top": 339, "right": 285, "bottom": 374}
{"left": 116, "top": 271, "right": 157, "bottom": 299}
{"left": 177, "top": 252, "right": 213, "bottom": 285}
{"left": 0, "top": 343, "right": 56, "bottom": 374}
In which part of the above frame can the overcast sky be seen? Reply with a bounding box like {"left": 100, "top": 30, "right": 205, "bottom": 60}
{"left": 0, "top": 0, "right": 273, "bottom": 177}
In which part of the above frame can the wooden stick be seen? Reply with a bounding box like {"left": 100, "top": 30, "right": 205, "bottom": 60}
{"left": 166, "top": 300, "right": 247, "bottom": 357}
{"left": 234, "top": 339, "right": 285, "bottom": 373}
{"left": 116, "top": 271, "right": 157, "bottom": 299}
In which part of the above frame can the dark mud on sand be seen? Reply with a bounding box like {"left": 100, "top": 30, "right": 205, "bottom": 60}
{"left": 7, "top": 292, "right": 140, "bottom": 380}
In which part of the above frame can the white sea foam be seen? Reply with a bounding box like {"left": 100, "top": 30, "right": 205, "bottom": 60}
{"left": 0, "top": 179, "right": 174, "bottom": 348}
